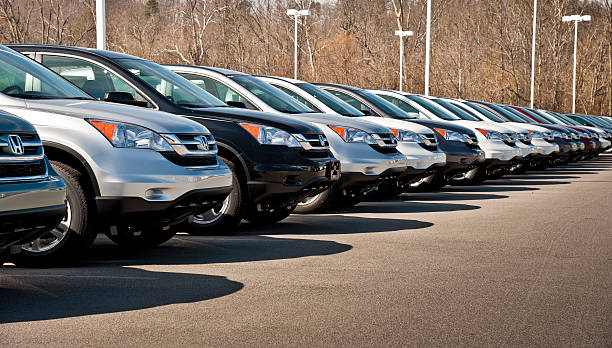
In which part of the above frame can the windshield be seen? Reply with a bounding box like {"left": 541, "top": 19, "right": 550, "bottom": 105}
{"left": 553, "top": 113, "right": 582, "bottom": 126}
{"left": 406, "top": 95, "right": 460, "bottom": 120}
{"left": 355, "top": 90, "right": 416, "bottom": 119}
{"left": 0, "top": 47, "right": 91, "bottom": 100}
{"left": 230, "top": 75, "right": 313, "bottom": 114}
{"left": 484, "top": 103, "right": 526, "bottom": 123}
{"left": 431, "top": 99, "right": 480, "bottom": 121}
{"left": 464, "top": 101, "right": 507, "bottom": 122}
{"left": 113, "top": 59, "right": 226, "bottom": 108}
{"left": 297, "top": 82, "right": 363, "bottom": 117}
{"left": 503, "top": 106, "right": 535, "bottom": 122}
{"left": 518, "top": 107, "right": 552, "bottom": 124}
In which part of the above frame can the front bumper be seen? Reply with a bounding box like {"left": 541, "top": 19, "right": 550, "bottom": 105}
{"left": 531, "top": 139, "right": 559, "bottom": 156}
{"left": 92, "top": 149, "right": 233, "bottom": 202}
{"left": 96, "top": 186, "right": 232, "bottom": 226}
{"left": 247, "top": 159, "right": 341, "bottom": 208}
{"left": 397, "top": 142, "right": 447, "bottom": 169}
{"left": 481, "top": 140, "right": 523, "bottom": 161}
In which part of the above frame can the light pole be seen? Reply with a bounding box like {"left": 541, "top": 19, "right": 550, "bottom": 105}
{"left": 424, "top": 0, "right": 431, "bottom": 96}
{"left": 529, "top": 0, "right": 537, "bottom": 109}
{"left": 562, "top": 14, "right": 591, "bottom": 114}
{"left": 96, "top": 0, "right": 106, "bottom": 50}
{"left": 287, "top": 9, "right": 311, "bottom": 80}
{"left": 395, "top": 30, "right": 414, "bottom": 92}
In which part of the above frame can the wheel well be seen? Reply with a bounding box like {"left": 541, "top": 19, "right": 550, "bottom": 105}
{"left": 44, "top": 145, "right": 100, "bottom": 196}
{"left": 217, "top": 145, "right": 249, "bottom": 182}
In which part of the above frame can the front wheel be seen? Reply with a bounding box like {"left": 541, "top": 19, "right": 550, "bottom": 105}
{"left": 182, "top": 157, "right": 246, "bottom": 235}
{"left": 294, "top": 189, "right": 336, "bottom": 214}
{"left": 15, "top": 162, "right": 97, "bottom": 267}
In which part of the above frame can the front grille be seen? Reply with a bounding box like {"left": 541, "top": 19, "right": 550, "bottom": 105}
{"left": 371, "top": 146, "right": 399, "bottom": 155}
{"left": 419, "top": 133, "right": 438, "bottom": 149}
{"left": 296, "top": 134, "right": 329, "bottom": 151}
{"left": 161, "top": 152, "right": 218, "bottom": 167}
{"left": 301, "top": 149, "right": 333, "bottom": 159}
{"left": 0, "top": 160, "right": 46, "bottom": 178}
{"left": 0, "top": 132, "right": 44, "bottom": 161}
{"left": 373, "top": 133, "right": 397, "bottom": 146}
{"left": 502, "top": 132, "right": 517, "bottom": 145}
{"left": 162, "top": 133, "right": 217, "bottom": 156}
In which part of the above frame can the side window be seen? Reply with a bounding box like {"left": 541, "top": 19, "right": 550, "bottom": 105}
{"left": 40, "top": 54, "right": 149, "bottom": 106}
{"left": 178, "top": 73, "right": 256, "bottom": 110}
{"left": 379, "top": 95, "right": 419, "bottom": 114}
{"left": 327, "top": 90, "right": 373, "bottom": 114}
{"left": 273, "top": 84, "right": 320, "bottom": 111}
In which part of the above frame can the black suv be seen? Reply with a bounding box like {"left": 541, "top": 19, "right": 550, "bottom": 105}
{"left": 9, "top": 44, "right": 341, "bottom": 233}
{"left": 0, "top": 111, "right": 66, "bottom": 263}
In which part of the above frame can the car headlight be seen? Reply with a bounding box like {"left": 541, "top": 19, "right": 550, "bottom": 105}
{"left": 239, "top": 122, "right": 301, "bottom": 147}
{"left": 89, "top": 119, "right": 172, "bottom": 151}
{"left": 433, "top": 128, "right": 468, "bottom": 142}
{"left": 476, "top": 129, "right": 504, "bottom": 140}
{"left": 389, "top": 128, "right": 420, "bottom": 143}
{"left": 329, "top": 125, "right": 377, "bottom": 144}
{"left": 529, "top": 130, "right": 544, "bottom": 139}
{"left": 551, "top": 130, "right": 564, "bottom": 139}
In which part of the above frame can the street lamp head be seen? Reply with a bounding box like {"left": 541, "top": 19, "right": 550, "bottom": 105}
{"left": 394, "top": 30, "right": 414, "bottom": 37}
{"left": 562, "top": 14, "right": 591, "bottom": 22}
{"left": 287, "top": 9, "right": 310, "bottom": 16}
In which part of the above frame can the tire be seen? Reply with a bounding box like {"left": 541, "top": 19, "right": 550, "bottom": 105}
{"left": 449, "top": 167, "right": 485, "bottom": 186}
{"left": 15, "top": 161, "right": 97, "bottom": 267}
{"left": 245, "top": 205, "right": 296, "bottom": 226}
{"left": 182, "top": 157, "right": 246, "bottom": 235}
{"left": 294, "top": 188, "right": 336, "bottom": 214}
{"left": 419, "top": 172, "right": 447, "bottom": 190}
{"left": 104, "top": 226, "right": 177, "bottom": 248}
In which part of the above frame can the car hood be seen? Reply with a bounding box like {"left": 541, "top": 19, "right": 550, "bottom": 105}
{"left": 504, "top": 122, "right": 550, "bottom": 133}
{"left": 23, "top": 99, "right": 209, "bottom": 134}
{"left": 359, "top": 116, "right": 435, "bottom": 134}
{"left": 0, "top": 109, "right": 37, "bottom": 133}
{"left": 451, "top": 120, "right": 515, "bottom": 133}
{"left": 190, "top": 107, "right": 325, "bottom": 134}
{"left": 410, "top": 119, "right": 476, "bottom": 136}
{"left": 292, "top": 112, "right": 392, "bottom": 134}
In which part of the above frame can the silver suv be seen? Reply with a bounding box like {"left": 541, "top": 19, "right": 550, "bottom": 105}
{"left": 0, "top": 111, "right": 66, "bottom": 264}
{"left": 0, "top": 46, "right": 232, "bottom": 265}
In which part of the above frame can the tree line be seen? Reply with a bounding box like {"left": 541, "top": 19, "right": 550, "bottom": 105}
{"left": 0, "top": 0, "right": 610, "bottom": 115}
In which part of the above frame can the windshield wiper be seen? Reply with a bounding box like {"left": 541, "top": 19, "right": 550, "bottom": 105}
{"left": 63, "top": 96, "right": 94, "bottom": 100}
{"left": 177, "top": 102, "right": 212, "bottom": 108}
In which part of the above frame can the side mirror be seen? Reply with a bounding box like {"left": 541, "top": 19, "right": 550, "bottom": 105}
{"left": 226, "top": 101, "right": 247, "bottom": 109}
{"left": 361, "top": 109, "right": 372, "bottom": 116}
{"left": 104, "top": 91, "right": 148, "bottom": 107}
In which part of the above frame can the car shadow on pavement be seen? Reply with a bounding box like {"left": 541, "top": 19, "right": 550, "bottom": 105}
{"left": 0, "top": 265, "right": 244, "bottom": 324}
{"left": 504, "top": 175, "right": 580, "bottom": 180}
{"left": 1, "top": 235, "right": 354, "bottom": 323}
{"left": 86, "top": 235, "right": 352, "bottom": 265}
{"left": 241, "top": 215, "right": 433, "bottom": 235}
{"left": 441, "top": 186, "right": 539, "bottom": 193}
{"left": 401, "top": 192, "right": 509, "bottom": 201}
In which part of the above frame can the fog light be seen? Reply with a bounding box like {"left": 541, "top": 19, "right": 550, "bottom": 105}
{"left": 145, "top": 189, "right": 165, "bottom": 199}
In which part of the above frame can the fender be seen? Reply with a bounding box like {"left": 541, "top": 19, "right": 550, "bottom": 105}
{"left": 42, "top": 140, "right": 101, "bottom": 196}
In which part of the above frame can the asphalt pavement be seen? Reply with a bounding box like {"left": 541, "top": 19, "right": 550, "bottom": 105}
{"left": 1, "top": 154, "right": 611, "bottom": 347}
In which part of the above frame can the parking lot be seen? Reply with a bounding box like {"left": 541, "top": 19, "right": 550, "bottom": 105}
{"left": 1, "top": 154, "right": 611, "bottom": 347}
